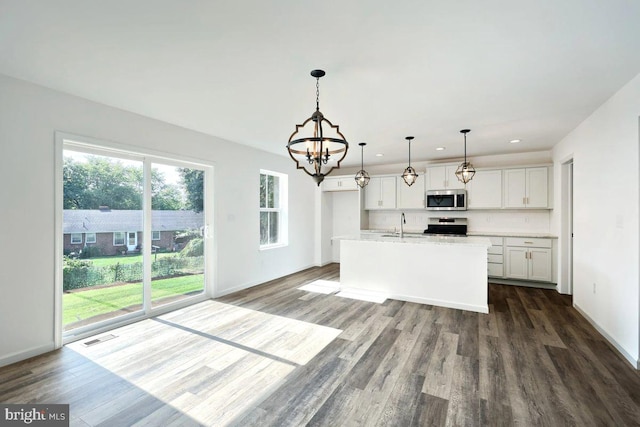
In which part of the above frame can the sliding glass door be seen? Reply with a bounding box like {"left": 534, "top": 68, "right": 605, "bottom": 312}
{"left": 150, "top": 163, "right": 205, "bottom": 307}
{"left": 61, "top": 140, "right": 211, "bottom": 339}
{"left": 62, "top": 150, "right": 145, "bottom": 331}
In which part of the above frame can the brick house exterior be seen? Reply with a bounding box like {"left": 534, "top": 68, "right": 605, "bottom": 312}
{"left": 63, "top": 209, "right": 203, "bottom": 256}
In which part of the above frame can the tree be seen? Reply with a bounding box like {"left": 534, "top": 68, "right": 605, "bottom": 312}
{"left": 179, "top": 168, "right": 204, "bottom": 212}
{"left": 64, "top": 155, "right": 184, "bottom": 210}
{"left": 151, "top": 168, "right": 184, "bottom": 210}
{"left": 63, "top": 157, "right": 89, "bottom": 209}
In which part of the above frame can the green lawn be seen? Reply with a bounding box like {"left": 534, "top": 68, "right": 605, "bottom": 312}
{"left": 86, "top": 252, "right": 178, "bottom": 267}
{"left": 63, "top": 274, "right": 204, "bottom": 326}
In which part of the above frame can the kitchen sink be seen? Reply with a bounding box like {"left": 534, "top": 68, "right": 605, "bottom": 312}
{"left": 380, "top": 234, "right": 424, "bottom": 238}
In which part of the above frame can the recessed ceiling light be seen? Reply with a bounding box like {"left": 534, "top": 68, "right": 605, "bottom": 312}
{"left": 375, "top": 153, "right": 384, "bottom": 157}
{"left": 435, "top": 147, "right": 445, "bottom": 151}
{"left": 510, "top": 139, "right": 521, "bottom": 144}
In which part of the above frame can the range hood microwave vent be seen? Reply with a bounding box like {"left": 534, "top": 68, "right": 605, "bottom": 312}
{"left": 426, "top": 189, "right": 467, "bottom": 211}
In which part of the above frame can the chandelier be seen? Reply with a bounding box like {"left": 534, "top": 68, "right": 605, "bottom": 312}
{"left": 287, "top": 69, "right": 349, "bottom": 186}
{"left": 455, "top": 129, "right": 476, "bottom": 184}
{"left": 401, "top": 136, "right": 418, "bottom": 186}
{"left": 354, "top": 142, "right": 370, "bottom": 188}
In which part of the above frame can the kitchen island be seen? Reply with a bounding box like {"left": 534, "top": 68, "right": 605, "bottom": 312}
{"left": 339, "top": 233, "right": 492, "bottom": 313}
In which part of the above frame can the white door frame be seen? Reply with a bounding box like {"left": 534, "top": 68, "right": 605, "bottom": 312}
{"left": 559, "top": 158, "right": 574, "bottom": 294}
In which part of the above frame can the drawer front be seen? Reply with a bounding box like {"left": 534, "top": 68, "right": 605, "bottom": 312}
{"left": 488, "top": 254, "right": 503, "bottom": 263}
{"left": 488, "top": 263, "right": 503, "bottom": 277}
{"left": 505, "top": 237, "right": 552, "bottom": 248}
{"left": 488, "top": 245, "right": 503, "bottom": 255}
{"left": 488, "top": 236, "right": 504, "bottom": 246}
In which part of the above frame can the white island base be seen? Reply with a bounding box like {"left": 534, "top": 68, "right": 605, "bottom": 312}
{"left": 340, "top": 235, "right": 491, "bottom": 313}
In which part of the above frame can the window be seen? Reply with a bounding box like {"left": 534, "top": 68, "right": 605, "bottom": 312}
{"left": 85, "top": 233, "right": 96, "bottom": 244}
{"left": 152, "top": 230, "right": 161, "bottom": 241}
{"left": 70, "top": 233, "right": 82, "bottom": 244}
{"left": 113, "top": 231, "right": 126, "bottom": 246}
{"left": 260, "top": 170, "right": 288, "bottom": 248}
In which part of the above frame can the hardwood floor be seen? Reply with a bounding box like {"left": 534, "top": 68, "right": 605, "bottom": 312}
{"left": 1, "top": 263, "right": 639, "bottom": 426}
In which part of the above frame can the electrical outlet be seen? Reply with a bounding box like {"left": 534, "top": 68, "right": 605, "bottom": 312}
{"left": 593, "top": 283, "right": 596, "bottom": 294}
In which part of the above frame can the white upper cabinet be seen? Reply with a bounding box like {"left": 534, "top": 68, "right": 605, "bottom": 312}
{"left": 364, "top": 176, "right": 397, "bottom": 210}
{"left": 322, "top": 175, "right": 358, "bottom": 192}
{"left": 396, "top": 174, "right": 425, "bottom": 209}
{"left": 525, "top": 167, "right": 549, "bottom": 208}
{"left": 425, "top": 164, "right": 465, "bottom": 190}
{"left": 503, "top": 167, "right": 550, "bottom": 209}
{"left": 467, "top": 169, "right": 502, "bottom": 209}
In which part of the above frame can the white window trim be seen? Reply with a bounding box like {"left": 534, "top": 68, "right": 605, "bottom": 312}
{"left": 70, "top": 233, "right": 83, "bottom": 244}
{"left": 259, "top": 169, "right": 288, "bottom": 250}
{"left": 152, "top": 230, "right": 161, "bottom": 241}
{"left": 113, "top": 231, "right": 126, "bottom": 246}
{"left": 85, "top": 233, "right": 97, "bottom": 244}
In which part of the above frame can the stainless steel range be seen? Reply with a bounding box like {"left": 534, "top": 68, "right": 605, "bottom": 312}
{"left": 423, "top": 217, "right": 468, "bottom": 236}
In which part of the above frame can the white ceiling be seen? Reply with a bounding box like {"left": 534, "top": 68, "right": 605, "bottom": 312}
{"left": 1, "top": 0, "right": 639, "bottom": 167}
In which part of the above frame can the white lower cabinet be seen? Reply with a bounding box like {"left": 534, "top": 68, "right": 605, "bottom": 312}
{"left": 504, "top": 237, "right": 552, "bottom": 282}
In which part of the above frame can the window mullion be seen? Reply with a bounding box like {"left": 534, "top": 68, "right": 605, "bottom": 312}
{"left": 142, "top": 159, "right": 153, "bottom": 313}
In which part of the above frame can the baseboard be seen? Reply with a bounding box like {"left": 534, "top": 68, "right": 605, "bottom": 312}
{"left": 574, "top": 303, "right": 639, "bottom": 370}
{"left": 390, "top": 293, "right": 489, "bottom": 314}
{"left": 213, "top": 263, "right": 321, "bottom": 298}
{"left": 489, "top": 278, "right": 557, "bottom": 290}
{"left": 0, "top": 343, "right": 56, "bottom": 368}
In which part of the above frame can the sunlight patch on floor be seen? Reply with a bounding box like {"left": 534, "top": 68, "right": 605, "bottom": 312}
{"left": 298, "top": 279, "right": 341, "bottom": 294}
{"left": 66, "top": 299, "right": 342, "bottom": 425}
{"left": 336, "top": 289, "right": 387, "bottom": 304}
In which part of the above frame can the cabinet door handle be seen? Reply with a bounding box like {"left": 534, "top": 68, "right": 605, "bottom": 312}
{"left": 523, "top": 197, "right": 526, "bottom": 205}
{"left": 524, "top": 241, "right": 533, "bottom": 244}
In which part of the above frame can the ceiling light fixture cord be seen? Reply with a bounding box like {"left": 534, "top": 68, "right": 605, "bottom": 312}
{"left": 316, "top": 76, "right": 320, "bottom": 111}
{"left": 463, "top": 131, "right": 467, "bottom": 162}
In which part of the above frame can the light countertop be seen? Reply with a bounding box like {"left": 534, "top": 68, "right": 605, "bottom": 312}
{"left": 335, "top": 233, "right": 492, "bottom": 248}
{"left": 467, "top": 231, "right": 558, "bottom": 239}
{"left": 359, "top": 229, "right": 557, "bottom": 239}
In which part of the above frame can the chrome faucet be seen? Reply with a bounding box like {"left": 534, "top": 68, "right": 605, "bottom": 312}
{"left": 400, "top": 212, "right": 406, "bottom": 238}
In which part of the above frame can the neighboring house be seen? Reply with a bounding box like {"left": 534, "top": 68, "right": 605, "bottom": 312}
{"left": 63, "top": 208, "right": 203, "bottom": 256}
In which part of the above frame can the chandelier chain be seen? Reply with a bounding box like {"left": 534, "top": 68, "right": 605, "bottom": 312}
{"left": 316, "top": 78, "right": 320, "bottom": 111}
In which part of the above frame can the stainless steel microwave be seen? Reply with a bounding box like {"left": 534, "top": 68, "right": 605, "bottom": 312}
{"left": 426, "top": 189, "right": 467, "bottom": 211}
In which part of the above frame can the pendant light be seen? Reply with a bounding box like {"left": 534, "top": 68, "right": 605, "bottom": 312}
{"left": 401, "top": 136, "right": 418, "bottom": 186}
{"left": 455, "top": 129, "right": 476, "bottom": 184}
{"left": 287, "top": 69, "right": 349, "bottom": 186}
{"left": 354, "top": 142, "right": 370, "bottom": 188}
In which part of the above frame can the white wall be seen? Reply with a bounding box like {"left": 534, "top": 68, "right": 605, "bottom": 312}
{"left": 551, "top": 72, "right": 640, "bottom": 367}
{"left": 331, "top": 191, "right": 361, "bottom": 261}
{"left": 0, "top": 74, "right": 317, "bottom": 366}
